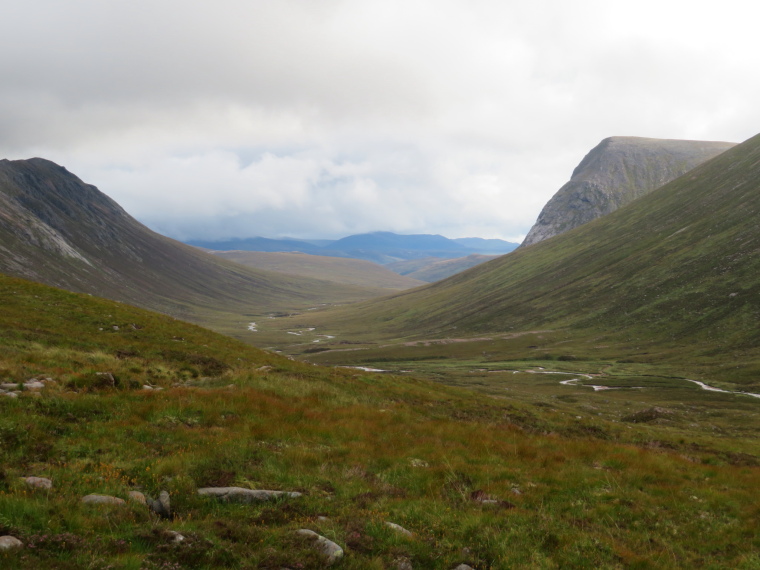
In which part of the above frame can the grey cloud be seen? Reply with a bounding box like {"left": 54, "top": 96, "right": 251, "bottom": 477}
{"left": 0, "top": 0, "right": 758, "bottom": 242}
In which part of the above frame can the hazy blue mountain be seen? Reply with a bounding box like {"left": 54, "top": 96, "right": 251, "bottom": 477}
{"left": 452, "top": 237, "right": 518, "bottom": 253}
{"left": 187, "top": 231, "right": 514, "bottom": 264}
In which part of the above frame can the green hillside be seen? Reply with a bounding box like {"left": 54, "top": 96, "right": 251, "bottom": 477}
{"left": 286, "top": 134, "right": 760, "bottom": 387}
{"left": 210, "top": 250, "right": 426, "bottom": 290}
{"left": 388, "top": 254, "right": 501, "bottom": 282}
{"left": 2, "top": 274, "right": 760, "bottom": 568}
{"left": 0, "top": 158, "right": 391, "bottom": 341}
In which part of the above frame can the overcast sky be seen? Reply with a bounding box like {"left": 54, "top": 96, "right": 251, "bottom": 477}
{"left": 1, "top": 0, "right": 758, "bottom": 242}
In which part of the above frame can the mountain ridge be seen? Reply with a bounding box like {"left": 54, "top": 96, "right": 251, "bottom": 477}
{"left": 521, "top": 136, "right": 736, "bottom": 247}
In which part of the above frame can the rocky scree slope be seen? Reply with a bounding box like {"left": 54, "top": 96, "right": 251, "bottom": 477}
{"left": 521, "top": 136, "right": 736, "bottom": 247}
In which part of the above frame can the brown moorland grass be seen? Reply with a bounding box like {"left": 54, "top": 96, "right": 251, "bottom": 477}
{"left": 1, "top": 274, "right": 760, "bottom": 568}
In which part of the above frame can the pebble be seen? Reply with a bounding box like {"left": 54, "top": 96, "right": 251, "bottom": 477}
{"left": 385, "top": 521, "right": 413, "bottom": 537}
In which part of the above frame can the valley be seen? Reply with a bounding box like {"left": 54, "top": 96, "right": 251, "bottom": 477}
{"left": 2, "top": 133, "right": 760, "bottom": 568}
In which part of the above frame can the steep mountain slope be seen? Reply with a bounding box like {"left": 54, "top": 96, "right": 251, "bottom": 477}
{"left": 305, "top": 134, "right": 760, "bottom": 376}
{"left": 209, "top": 250, "right": 426, "bottom": 289}
{"left": 0, "top": 158, "right": 391, "bottom": 333}
{"left": 521, "top": 136, "right": 736, "bottom": 247}
{"left": 387, "top": 254, "right": 501, "bottom": 282}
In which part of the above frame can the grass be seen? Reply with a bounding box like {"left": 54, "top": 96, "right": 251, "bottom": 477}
{"left": 210, "top": 251, "right": 426, "bottom": 290}
{"left": 1, "top": 274, "right": 760, "bottom": 568}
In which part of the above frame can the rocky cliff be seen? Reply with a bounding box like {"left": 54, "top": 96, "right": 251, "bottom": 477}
{"left": 521, "top": 137, "right": 736, "bottom": 247}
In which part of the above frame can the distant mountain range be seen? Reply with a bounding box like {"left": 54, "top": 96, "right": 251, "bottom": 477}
{"left": 521, "top": 136, "right": 736, "bottom": 247}
{"left": 187, "top": 232, "right": 519, "bottom": 264}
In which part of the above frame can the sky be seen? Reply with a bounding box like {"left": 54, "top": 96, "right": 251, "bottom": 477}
{"left": 1, "top": 0, "right": 759, "bottom": 242}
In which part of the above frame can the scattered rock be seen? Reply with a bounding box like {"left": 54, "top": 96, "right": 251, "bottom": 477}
{"left": 452, "top": 565, "right": 474, "bottom": 570}
{"left": 2, "top": 392, "right": 18, "bottom": 398}
{"left": 148, "top": 491, "right": 171, "bottom": 519}
{"left": 95, "top": 372, "right": 115, "bottom": 387}
{"left": 0, "top": 383, "right": 19, "bottom": 390}
{"left": 408, "top": 458, "right": 429, "bottom": 468}
{"left": 23, "top": 381, "right": 45, "bottom": 390}
{"left": 470, "top": 490, "right": 516, "bottom": 509}
{"left": 395, "top": 557, "right": 413, "bottom": 570}
{"left": 81, "top": 494, "right": 126, "bottom": 505}
{"left": 256, "top": 365, "right": 273, "bottom": 372}
{"left": 0, "top": 535, "right": 23, "bottom": 550}
{"left": 385, "top": 521, "right": 413, "bottom": 537}
{"left": 128, "top": 491, "right": 147, "bottom": 504}
{"left": 197, "top": 487, "right": 302, "bottom": 503}
{"left": 166, "top": 530, "right": 185, "bottom": 543}
{"left": 23, "top": 476, "right": 52, "bottom": 489}
{"left": 296, "top": 529, "right": 344, "bottom": 565}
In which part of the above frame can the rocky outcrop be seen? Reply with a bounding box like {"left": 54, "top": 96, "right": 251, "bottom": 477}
{"left": 521, "top": 137, "right": 736, "bottom": 247}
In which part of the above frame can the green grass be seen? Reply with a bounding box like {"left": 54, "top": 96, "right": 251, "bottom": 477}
{"left": 2, "top": 274, "right": 760, "bottom": 568}
{"left": 211, "top": 251, "right": 426, "bottom": 290}
{"left": 258, "top": 133, "right": 760, "bottom": 393}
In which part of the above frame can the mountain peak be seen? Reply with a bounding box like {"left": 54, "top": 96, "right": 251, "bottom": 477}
{"left": 523, "top": 136, "right": 737, "bottom": 247}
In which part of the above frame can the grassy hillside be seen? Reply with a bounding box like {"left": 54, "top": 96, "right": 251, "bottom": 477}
{"left": 2, "top": 274, "right": 760, "bottom": 568}
{"left": 388, "top": 254, "right": 501, "bottom": 283}
{"left": 209, "top": 251, "right": 426, "bottom": 290}
{"left": 284, "top": 134, "right": 760, "bottom": 388}
{"left": 0, "top": 158, "right": 391, "bottom": 339}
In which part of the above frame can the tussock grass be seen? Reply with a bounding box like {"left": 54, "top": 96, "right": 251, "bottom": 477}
{"left": 1, "top": 274, "right": 760, "bottom": 568}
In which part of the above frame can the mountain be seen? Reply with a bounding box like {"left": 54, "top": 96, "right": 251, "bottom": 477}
{"left": 386, "top": 254, "right": 500, "bottom": 282}
{"left": 303, "top": 133, "right": 760, "bottom": 386}
{"left": 452, "top": 237, "right": 518, "bottom": 253}
{"left": 0, "top": 158, "right": 393, "bottom": 336}
{"left": 188, "top": 231, "right": 517, "bottom": 264}
{"left": 186, "top": 236, "right": 325, "bottom": 254}
{"left": 209, "top": 250, "right": 426, "bottom": 289}
{"left": 521, "top": 136, "right": 736, "bottom": 247}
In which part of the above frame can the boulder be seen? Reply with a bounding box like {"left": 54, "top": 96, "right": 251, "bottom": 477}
{"left": 3, "top": 392, "right": 18, "bottom": 398}
{"left": 128, "top": 491, "right": 147, "bottom": 504}
{"left": 81, "top": 494, "right": 125, "bottom": 505}
{"left": 23, "top": 476, "right": 52, "bottom": 489}
{"left": 197, "top": 487, "right": 302, "bottom": 503}
{"left": 148, "top": 491, "right": 171, "bottom": 519}
{"left": 0, "top": 535, "right": 23, "bottom": 550}
{"left": 296, "top": 529, "right": 344, "bottom": 565}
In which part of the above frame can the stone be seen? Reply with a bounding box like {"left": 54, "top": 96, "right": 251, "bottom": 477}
{"left": 81, "top": 494, "right": 126, "bottom": 505}
{"left": 395, "top": 558, "right": 413, "bottom": 570}
{"left": 197, "top": 487, "right": 302, "bottom": 503}
{"left": 23, "top": 381, "right": 45, "bottom": 390}
{"left": 1, "top": 383, "right": 19, "bottom": 390}
{"left": 128, "top": 490, "right": 147, "bottom": 504}
{"left": 149, "top": 490, "right": 171, "bottom": 519}
{"left": 3, "top": 392, "right": 18, "bottom": 398}
{"left": 296, "top": 529, "right": 344, "bottom": 565}
{"left": 166, "top": 530, "right": 185, "bottom": 543}
{"left": 385, "top": 521, "right": 413, "bottom": 537}
{"left": 0, "top": 535, "right": 23, "bottom": 550}
{"left": 452, "top": 565, "right": 474, "bottom": 570}
{"left": 521, "top": 137, "right": 736, "bottom": 247}
{"left": 23, "top": 476, "right": 52, "bottom": 489}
